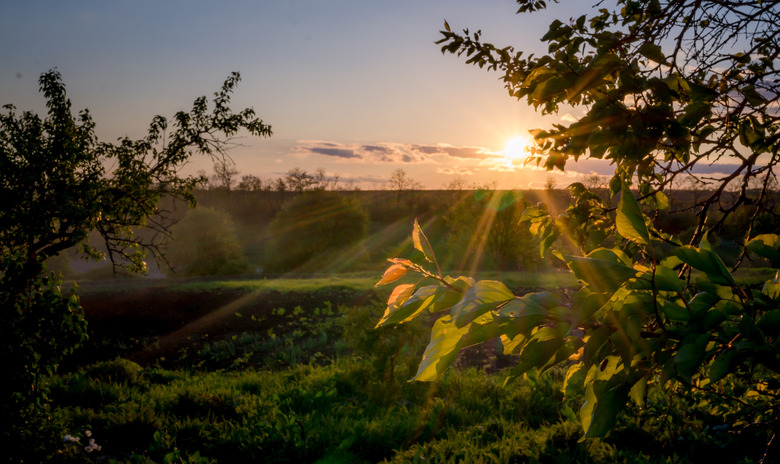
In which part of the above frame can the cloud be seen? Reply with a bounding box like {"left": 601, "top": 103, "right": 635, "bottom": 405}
{"left": 293, "top": 140, "right": 498, "bottom": 164}
{"left": 307, "top": 147, "right": 360, "bottom": 159}
{"left": 438, "top": 145, "right": 496, "bottom": 159}
{"left": 688, "top": 163, "right": 743, "bottom": 175}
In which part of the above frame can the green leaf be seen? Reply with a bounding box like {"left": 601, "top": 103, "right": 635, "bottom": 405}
{"left": 747, "top": 234, "right": 780, "bottom": 263}
{"left": 757, "top": 309, "right": 780, "bottom": 336}
{"left": 583, "top": 325, "right": 612, "bottom": 365}
{"left": 673, "top": 245, "right": 736, "bottom": 287}
{"left": 679, "top": 101, "right": 711, "bottom": 127}
{"left": 508, "top": 327, "right": 566, "bottom": 378}
{"left": 617, "top": 184, "right": 650, "bottom": 245}
{"left": 563, "top": 363, "right": 588, "bottom": 399}
{"left": 662, "top": 301, "right": 691, "bottom": 322}
{"left": 629, "top": 377, "right": 647, "bottom": 407}
{"left": 412, "top": 219, "right": 436, "bottom": 263}
{"left": 562, "top": 254, "right": 638, "bottom": 293}
{"left": 709, "top": 350, "right": 737, "bottom": 383}
{"left": 497, "top": 297, "right": 549, "bottom": 337}
{"left": 632, "top": 264, "right": 685, "bottom": 293}
{"left": 581, "top": 371, "right": 630, "bottom": 438}
{"left": 376, "top": 285, "right": 436, "bottom": 327}
{"left": 674, "top": 334, "right": 710, "bottom": 383}
{"left": 638, "top": 43, "right": 666, "bottom": 64}
{"left": 450, "top": 280, "right": 515, "bottom": 328}
{"left": 740, "top": 84, "right": 767, "bottom": 106}
{"left": 413, "top": 313, "right": 501, "bottom": 381}
{"left": 413, "top": 318, "right": 470, "bottom": 381}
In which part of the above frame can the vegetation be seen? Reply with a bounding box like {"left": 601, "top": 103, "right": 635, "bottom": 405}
{"left": 165, "top": 207, "right": 249, "bottom": 277}
{"left": 265, "top": 191, "right": 370, "bottom": 273}
{"left": 0, "top": 69, "right": 270, "bottom": 449}
{"left": 374, "top": 0, "right": 780, "bottom": 453}
{"left": 6, "top": 0, "right": 780, "bottom": 462}
{"left": 444, "top": 190, "right": 540, "bottom": 271}
{"left": 13, "top": 280, "right": 780, "bottom": 463}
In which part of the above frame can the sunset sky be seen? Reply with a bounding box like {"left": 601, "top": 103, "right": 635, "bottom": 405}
{"left": 1, "top": 0, "right": 611, "bottom": 189}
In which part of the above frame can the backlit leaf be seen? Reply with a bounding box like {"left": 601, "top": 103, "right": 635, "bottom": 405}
{"left": 450, "top": 280, "right": 515, "bottom": 328}
{"left": 412, "top": 219, "right": 436, "bottom": 263}
{"left": 375, "top": 264, "right": 409, "bottom": 286}
{"left": 673, "top": 245, "right": 736, "bottom": 287}
{"left": 413, "top": 313, "right": 502, "bottom": 381}
{"left": 616, "top": 184, "right": 650, "bottom": 245}
{"left": 562, "top": 254, "right": 638, "bottom": 293}
{"left": 376, "top": 284, "right": 415, "bottom": 328}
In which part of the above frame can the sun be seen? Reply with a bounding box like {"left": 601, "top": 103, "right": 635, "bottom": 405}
{"left": 501, "top": 135, "right": 531, "bottom": 161}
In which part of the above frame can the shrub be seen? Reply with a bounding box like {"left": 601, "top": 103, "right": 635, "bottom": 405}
{"left": 166, "top": 207, "right": 250, "bottom": 276}
{"left": 264, "top": 191, "right": 369, "bottom": 272}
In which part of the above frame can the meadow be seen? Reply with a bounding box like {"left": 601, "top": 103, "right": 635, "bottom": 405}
{"left": 25, "top": 272, "right": 776, "bottom": 463}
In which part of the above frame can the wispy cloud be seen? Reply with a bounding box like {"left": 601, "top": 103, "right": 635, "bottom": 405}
{"left": 307, "top": 147, "right": 360, "bottom": 159}
{"left": 293, "top": 140, "right": 500, "bottom": 164}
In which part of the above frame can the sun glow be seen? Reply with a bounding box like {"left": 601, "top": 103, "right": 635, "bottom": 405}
{"left": 501, "top": 135, "right": 531, "bottom": 161}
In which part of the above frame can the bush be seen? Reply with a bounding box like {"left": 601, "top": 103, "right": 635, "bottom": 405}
{"left": 166, "top": 207, "right": 250, "bottom": 276}
{"left": 0, "top": 251, "right": 88, "bottom": 449}
{"left": 443, "top": 190, "right": 540, "bottom": 270}
{"left": 264, "top": 191, "right": 369, "bottom": 272}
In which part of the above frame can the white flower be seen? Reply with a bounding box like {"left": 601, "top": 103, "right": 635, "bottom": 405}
{"left": 85, "top": 430, "right": 92, "bottom": 438}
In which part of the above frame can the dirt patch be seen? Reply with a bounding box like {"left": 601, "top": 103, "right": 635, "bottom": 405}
{"left": 74, "top": 285, "right": 379, "bottom": 368}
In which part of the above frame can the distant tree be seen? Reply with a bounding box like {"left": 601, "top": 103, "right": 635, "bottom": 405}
{"left": 583, "top": 173, "right": 607, "bottom": 190}
{"left": 0, "top": 69, "right": 270, "bottom": 446}
{"left": 442, "top": 177, "right": 469, "bottom": 191}
{"left": 213, "top": 158, "right": 240, "bottom": 192}
{"left": 265, "top": 191, "right": 369, "bottom": 272}
{"left": 388, "top": 168, "right": 421, "bottom": 191}
{"left": 284, "top": 167, "right": 315, "bottom": 192}
{"left": 273, "top": 177, "right": 287, "bottom": 192}
{"left": 237, "top": 174, "right": 266, "bottom": 192}
{"left": 165, "top": 207, "right": 249, "bottom": 276}
{"left": 283, "top": 167, "right": 338, "bottom": 192}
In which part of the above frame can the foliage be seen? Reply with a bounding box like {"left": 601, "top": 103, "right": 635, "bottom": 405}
{"left": 265, "top": 191, "right": 369, "bottom": 272}
{"left": 378, "top": 219, "right": 780, "bottom": 447}
{"left": 371, "top": 0, "right": 780, "bottom": 445}
{"left": 165, "top": 207, "right": 250, "bottom": 276}
{"left": 444, "top": 189, "right": 540, "bottom": 270}
{"left": 437, "top": 0, "right": 780, "bottom": 244}
{"left": 34, "top": 340, "right": 780, "bottom": 463}
{"left": 0, "top": 251, "right": 87, "bottom": 438}
{"left": 0, "top": 69, "right": 270, "bottom": 446}
{"left": 1, "top": 69, "right": 271, "bottom": 275}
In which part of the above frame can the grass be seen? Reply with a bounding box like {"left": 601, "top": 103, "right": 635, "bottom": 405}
{"left": 27, "top": 272, "right": 779, "bottom": 463}
{"left": 69, "top": 268, "right": 581, "bottom": 297}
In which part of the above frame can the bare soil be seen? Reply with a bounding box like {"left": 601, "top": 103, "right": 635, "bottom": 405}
{"left": 74, "top": 282, "right": 378, "bottom": 368}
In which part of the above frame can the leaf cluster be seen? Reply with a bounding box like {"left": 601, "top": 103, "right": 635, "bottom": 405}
{"left": 379, "top": 187, "right": 780, "bottom": 440}
{"left": 0, "top": 70, "right": 271, "bottom": 278}
{"left": 438, "top": 0, "right": 780, "bottom": 244}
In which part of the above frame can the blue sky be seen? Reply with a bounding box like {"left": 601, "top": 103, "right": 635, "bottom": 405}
{"left": 1, "top": 0, "right": 608, "bottom": 189}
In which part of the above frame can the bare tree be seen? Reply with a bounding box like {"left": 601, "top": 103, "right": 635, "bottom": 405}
{"left": 213, "top": 159, "right": 240, "bottom": 192}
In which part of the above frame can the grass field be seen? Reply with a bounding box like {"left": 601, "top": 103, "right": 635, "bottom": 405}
{"left": 18, "top": 271, "right": 779, "bottom": 463}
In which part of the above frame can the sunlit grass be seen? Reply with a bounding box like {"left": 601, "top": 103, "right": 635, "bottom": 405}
{"left": 72, "top": 270, "right": 581, "bottom": 296}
